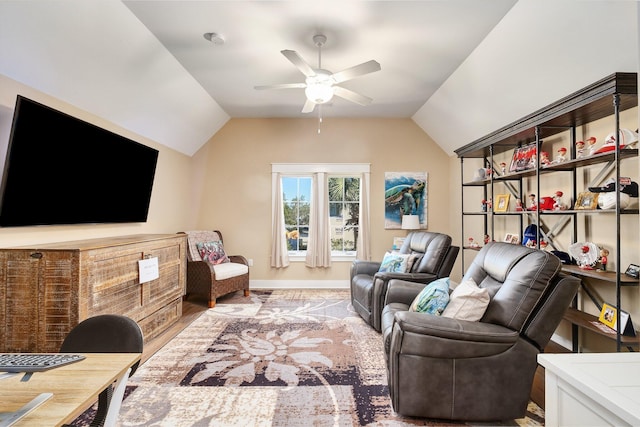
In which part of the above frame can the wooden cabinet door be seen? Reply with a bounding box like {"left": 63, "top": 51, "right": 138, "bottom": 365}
{"left": 0, "top": 250, "right": 40, "bottom": 352}
{"left": 0, "top": 250, "right": 79, "bottom": 353}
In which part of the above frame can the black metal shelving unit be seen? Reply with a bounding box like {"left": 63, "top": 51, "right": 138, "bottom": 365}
{"left": 457, "top": 72, "right": 639, "bottom": 351}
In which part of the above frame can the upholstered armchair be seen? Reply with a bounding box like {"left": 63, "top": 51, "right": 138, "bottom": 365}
{"left": 350, "top": 231, "right": 458, "bottom": 332}
{"left": 381, "top": 242, "right": 580, "bottom": 421}
{"left": 180, "top": 230, "right": 250, "bottom": 308}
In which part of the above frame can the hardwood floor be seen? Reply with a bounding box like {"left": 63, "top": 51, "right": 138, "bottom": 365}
{"left": 530, "top": 340, "right": 572, "bottom": 409}
{"left": 140, "top": 299, "right": 208, "bottom": 364}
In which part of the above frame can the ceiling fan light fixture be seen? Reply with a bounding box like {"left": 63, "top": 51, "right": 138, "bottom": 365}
{"left": 305, "top": 70, "right": 334, "bottom": 104}
{"left": 305, "top": 82, "right": 334, "bottom": 104}
{"left": 256, "top": 34, "right": 380, "bottom": 112}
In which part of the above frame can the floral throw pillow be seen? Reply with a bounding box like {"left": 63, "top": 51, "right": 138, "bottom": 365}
{"left": 196, "top": 241, "right": 230, "bottom": 265}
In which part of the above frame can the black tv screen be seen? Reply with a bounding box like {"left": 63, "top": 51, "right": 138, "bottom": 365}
{"left": 0, "top": 96, "right": 159, "bottom": 227}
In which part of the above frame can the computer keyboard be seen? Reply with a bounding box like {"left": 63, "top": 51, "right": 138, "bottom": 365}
{"left": 0, "top": 353, "right": 86, "bottom": 373}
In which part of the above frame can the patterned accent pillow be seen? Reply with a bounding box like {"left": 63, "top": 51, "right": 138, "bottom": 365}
{"left": 409, "top": 277, "right": 450, "bottom": 314}
{"left": 378, "top": 252, "right": 410, "bottom": 273}
{"left": 441, "top": 277, "right": 490, "bottom": 321}
{"left": 196, "top": 241, "right": 230, "bottom": 265}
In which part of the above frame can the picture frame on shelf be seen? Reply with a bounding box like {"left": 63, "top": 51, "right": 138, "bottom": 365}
{"left": 574, "top": 191, "right": 599, "bottom": 210}
{"left": 625, "top": 263, "right": 640, "bottom": 279}
{"left": 598, "top": 303, "right": 636, "bottom": 336}
{"left": 503, "top": 233, "right": 519, "bottom": 244}
{"left": 598, "top": 303, "right": 617, "bottom": 329}
{"left": 509, "top": 142, "right": 537, "bottom": 172}
{"left": 392, "top": 237, "right": 406, "bottom": 252}
{"left": 494, "top": 194, "right": 510, "bottom": 212}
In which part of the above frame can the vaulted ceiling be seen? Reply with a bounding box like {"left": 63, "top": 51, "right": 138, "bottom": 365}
{"left": 0, "top": 1, "right": 637, "bottom": 157}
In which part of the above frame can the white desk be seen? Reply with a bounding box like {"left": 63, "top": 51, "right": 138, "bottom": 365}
{"left": 538, "top": 352, "right": 640, "bottom": 426}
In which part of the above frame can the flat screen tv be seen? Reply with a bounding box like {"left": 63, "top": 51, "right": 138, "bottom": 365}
{"left": 0, "top": 95, "right": 159, "bottom": 227}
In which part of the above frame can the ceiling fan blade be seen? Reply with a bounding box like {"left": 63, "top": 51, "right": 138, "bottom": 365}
{"left": 331, "top": 60, "right": 381, "bottom": 83}
{"left": 301, "top": 98, "right": 316, "bottom": 113}
{"left": 281, "top": 50, "right": 316, "bottom": 77}
{"left": 254, "top": 83, "right": 306, "bottom": 90}
{"left": 333, "top": 86, "right": 373, "bottom": 106}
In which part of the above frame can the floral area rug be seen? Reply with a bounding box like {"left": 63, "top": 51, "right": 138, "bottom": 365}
{"left": 74, "top": 289, "right": 545, "bottom": 426}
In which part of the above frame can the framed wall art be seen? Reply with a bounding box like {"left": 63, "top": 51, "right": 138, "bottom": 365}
{"left": 384, "top": 172, "right": 427, "bottom": 229}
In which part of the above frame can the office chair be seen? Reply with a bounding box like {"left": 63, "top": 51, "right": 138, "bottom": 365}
{"left": 60, "top": 314, "right": 144, "bottom": 427}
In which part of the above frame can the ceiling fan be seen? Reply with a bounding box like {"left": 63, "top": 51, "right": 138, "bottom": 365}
{"left": 255, "top": 34, "right": 381, "bottom": 114}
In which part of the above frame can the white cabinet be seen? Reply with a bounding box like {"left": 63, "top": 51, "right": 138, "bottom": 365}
{"left": 538, "top": 352, "right": 640, "bottom": 426}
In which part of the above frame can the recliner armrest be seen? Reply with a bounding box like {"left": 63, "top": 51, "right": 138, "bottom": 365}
{"left": 392, "top": 312, "right": 519, "bottom": 358}
{"left": 374, "top": 271, "right": 438, "bottom": 283}
{"left": 351, "top": 260, "right": 381, "bottom": 278}
{"left": 385, "top": 279, "right": 428, "bottom": 306}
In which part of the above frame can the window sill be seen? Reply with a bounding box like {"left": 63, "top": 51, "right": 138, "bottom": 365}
{"left": 288, "top": 254, "right": 356, "bottom": 263}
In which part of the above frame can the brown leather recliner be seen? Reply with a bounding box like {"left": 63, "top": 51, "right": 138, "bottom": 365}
{"left": 381, "top": 242, "right": 579, "bottom": 421}
{"left": 350, "top": 231, "right": 458, "bottom": 332}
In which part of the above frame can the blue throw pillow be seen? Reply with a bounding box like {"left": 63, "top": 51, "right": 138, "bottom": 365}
{"left": 409, "top": 277, "right": 450, "bottom": 315}
{"left": 378, "top": 252, "right": 410, "bottom": 273}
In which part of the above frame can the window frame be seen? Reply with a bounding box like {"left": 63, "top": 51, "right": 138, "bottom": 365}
{"left": 272, "top": 163, "right": 370, "bottom": 262}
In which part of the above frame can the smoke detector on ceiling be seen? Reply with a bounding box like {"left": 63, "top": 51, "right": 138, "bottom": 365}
{"left": 203, "top": 32, "right": 225, "bottom": 46}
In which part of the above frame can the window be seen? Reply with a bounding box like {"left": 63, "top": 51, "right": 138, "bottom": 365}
{"left": 282, "top": 175, "right": 360, "bottom": 256}
{"left": 272, "top": 163, "right": 370, "bottom": 263}
{"left": 282, "top": 176, "right": 311, "bottom": 252}
{"left": 329, "top": 176, "right": 359, "bottom": 255}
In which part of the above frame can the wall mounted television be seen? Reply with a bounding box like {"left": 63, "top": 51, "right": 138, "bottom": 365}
{"left": 0, "top": 95, "right": 159, "bottom": 227}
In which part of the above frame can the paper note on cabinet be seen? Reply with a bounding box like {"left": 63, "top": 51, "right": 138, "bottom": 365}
{"left": 139, "top": 257, "right": 159, "bottom": 283}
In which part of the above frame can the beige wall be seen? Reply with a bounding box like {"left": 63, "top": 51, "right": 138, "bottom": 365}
{"left": 0, "top": 74, "right": 194, "bottom": 247}
{"left": 191, "top": 117, "right": 454, "bottom": 284}
{"left": 2, "top": 73, "right": 639, "bottom": 351}
{"left": 0, "top": 76, "right": 456, "bottom": 286}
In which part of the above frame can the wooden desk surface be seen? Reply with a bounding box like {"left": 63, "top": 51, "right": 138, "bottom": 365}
{"left": 0, "top": 353, "right": 141, "bottom": 427}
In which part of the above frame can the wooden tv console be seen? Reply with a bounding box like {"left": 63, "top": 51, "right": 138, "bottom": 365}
{"left": 0, "top": 233, "right": 186, "bottom": 353}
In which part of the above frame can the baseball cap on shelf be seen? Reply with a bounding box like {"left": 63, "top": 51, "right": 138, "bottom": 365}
{"left": 598, "top": 192, "right": 630, "bottom": 209}
{"left": 593, "top": 128, "right": 638, "bottom": 154}
{"left": 588, "top": 177, "right": 639, "bottom": 197}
